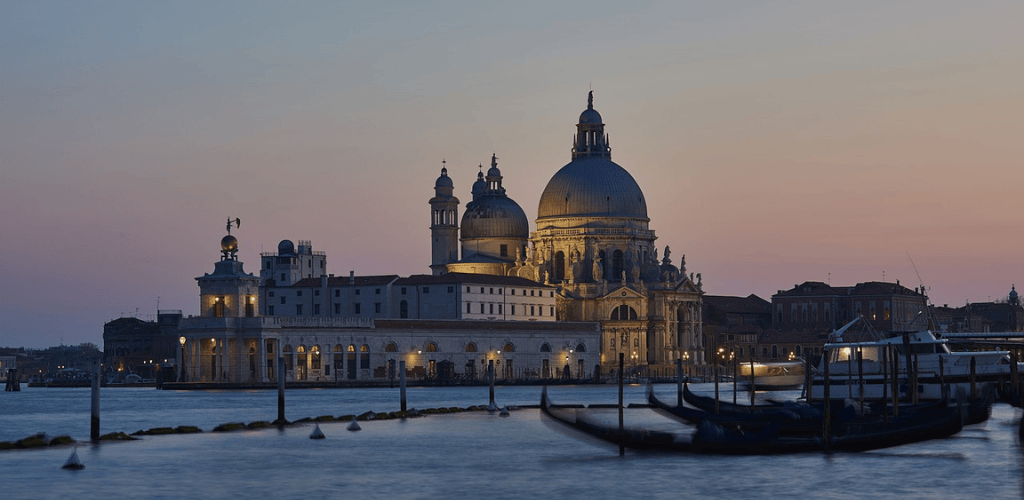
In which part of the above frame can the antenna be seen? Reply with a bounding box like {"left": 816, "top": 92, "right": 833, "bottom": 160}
{"left": 907, "top": 252, "right": 935, "bottom": 330}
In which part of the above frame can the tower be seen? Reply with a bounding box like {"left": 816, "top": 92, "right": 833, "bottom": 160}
{"left": 430, "top": 161, "right": 460, "bottom": 275}
{"left": 196, "top": 218, "right": 261, "bottom": 318}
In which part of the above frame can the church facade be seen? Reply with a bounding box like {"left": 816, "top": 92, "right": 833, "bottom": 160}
{"left": 430, "top": 93, "right": 705, "bottom": 373}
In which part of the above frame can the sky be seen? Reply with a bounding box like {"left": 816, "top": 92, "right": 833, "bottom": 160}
{"left": 2, "top": 1, "right": 1022, "bottom": 348}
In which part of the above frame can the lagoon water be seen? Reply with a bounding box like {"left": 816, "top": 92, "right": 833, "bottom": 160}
{"left": 2, "top": 383, "right": 1023, "bottom": 499}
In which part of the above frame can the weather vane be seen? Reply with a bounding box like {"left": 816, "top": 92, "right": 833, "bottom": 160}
{"left": 226, "top": 217, "right": 241, "bottom": 234}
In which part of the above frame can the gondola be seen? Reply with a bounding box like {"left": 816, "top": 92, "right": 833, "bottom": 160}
{"left": 541, "top": 387, "right": 965, "bottom": 454}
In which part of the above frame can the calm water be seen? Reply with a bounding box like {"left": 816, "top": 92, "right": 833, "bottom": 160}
{"left": 2, "top": 383, "right": 1023, "bottom": 500}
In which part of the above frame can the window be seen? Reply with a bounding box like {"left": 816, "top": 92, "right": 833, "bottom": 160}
{"left": 426, "top": 342, "right": 438, "bottom": 352}
{"left": 610, "top": 305, "right": 638, "bottom": 320}
{"left": 354, "top": 303, "right": 361, "bottom": 314}
{"left": 375, "top": 288, "right": 381, "bottom": 295}
{"left": 355, "top": 289, "right": 361, "bottom": 295}
{"left": 489, "top": 304, "right": 494, "bottom": 314}
{"left": 540, "top": 343, "right": 550, "bottom": 352}
{"left": 576, "top": 343, "right": 586, "bottom": 353}
{"left": 467, "top": 287, "right": 471, "bottom": 293}
{"left": 296, "top": 304, "right": 303, "bottom": 315}
{"left": 500, "top": 244, "right": 508, "bottom": 257}
{"left": 503, "top": 343, "right": 515, "bottom": 353}
{"left": 281, "top": 296, "right": 286, "bottom": 305}
{"left": 531, "top": 290, "right": 535, "bottom": 296}
{"left": 550, "top": 306, "right": 554, "bottom": 317}
{"left": 280, "top": 273, "right": 285, "bottom": 281}
{"left": 550, "top": 292, "right": 554, "bottom": 297}
{"left": 498, "top": 304, "right": 502, "bottom": 314}
{"left": 447, "top": 286, "right": 454, "bottom": 293}
{"left": 269, "top": 291, "right": 275, "bottom": 297}
{"left": 465, "top": 343, "right": 477, "bottom": 352}
{"left": 498, "top": 288, "right": 502, "bottom": 295}
{"left": 375, "top": 302, "right": 382, "bottom": 313}
{"left": 467, "top": 303, "right": 472, "bottom": 314}
{"left": 268, "top": 305, "right": 275, "bottom": 316}
{"left": 401, "top": 287, "right": 407, "bottom": 295}
{"left": 314, "top": 290, "right": 319, "bottom": 296}
{"left": 400, "top": 300, "right": 408, "bottom": 318}
{"left": 531, "top": 306, "right": 535, "bottom": 316}
{"left": 334, "top": 290, "right": 340, "bottom": 297}
{"left": 313, "top": 304, "right": 320, "bottom": 314}
{"left": 539, "top": 306, "right": 543, "bottom": 317}
{"left": 490, "top": 288, "right": 494, "bottom": 294}
{"left": 480, "top": 287, "right": 485, "bottom": 293}
{"left": 480, "top": 304, "right": 485, "bottom": 314}
{"left": 385, "top": 342, "right": 397, "bottom": 352}
{"left": 423, "top": 287, "right": 430, "bottom": 293}
{"left": 334, "top": 303, "right": 340, "bottom": 314}
{"left": 511, "top": 305, "right": 516, "bottom": 315}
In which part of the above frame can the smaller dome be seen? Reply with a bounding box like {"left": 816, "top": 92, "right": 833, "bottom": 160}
{"left": 435, "top": 167, "right": 453, "bottom": 188}
{"left": 487, "top": 164, "right": 501, "bottom": 178}
{"left": 221, "top": 235, "right": 238, "bottom": 252}
{"left": 579, "top": 107, "right": 602, "bottom": 125}
{"left": 278, "top": 240, "right": 295, "bottom": 255}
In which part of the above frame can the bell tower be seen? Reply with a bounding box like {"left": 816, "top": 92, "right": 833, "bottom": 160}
{"left": 429, "top": 161, "right": 460, "bottom": 275}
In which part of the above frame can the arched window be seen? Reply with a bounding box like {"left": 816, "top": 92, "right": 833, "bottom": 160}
{"left": 347, "top": 344, "right": 355, "bottom": 352}
{"left": 771, "top": 345, "right": 778, "bottom": 358}
{"left": 576, "top": 343, "right": 586, "bottom": 353}
{"left": 385, "top": 342, "right": 397, "bottom": 352}
{"left": 553, "top": 251, "right": 566, "bottom": 281}
{"left": 610, "top": 305, "right": 638, "bottom": 320}
{"left": 333, "top": 345, "right": 342, "bottom": 352}
{"left": 360, "top": 344, "right": 370, "bottom": 370}
{"left": 503, "top": 343, "right": 515, "bottom": 353}
{"left": 540, "top": 343, "right": 551, "bottom": 352}
{"left": 426, "top": 342, "right": 438, "bottom": 352}
{"left": 310, "top": 345, "right": 321, "bottom": 370}
{"left": 400, "top": 300, "right": 408, "bottom": 318}
{"left": 465, "top": 343, "right": 477, "bottom": 353}
{"left": 296, "top": 345, "right": 305, "bottom": 353}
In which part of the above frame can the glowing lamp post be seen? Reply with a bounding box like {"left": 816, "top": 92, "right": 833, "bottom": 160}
{"left": 178, "top": 336, "right": 186, "bottom": 382}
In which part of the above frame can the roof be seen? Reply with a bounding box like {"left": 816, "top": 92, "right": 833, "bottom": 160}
{"left": 395, "top": 273, "right": 551, "bottom": 288}
{"left": 290, "top": 275, "right": 400, "bottom": 288}
{"left": 704, "top": 294, "right": 770, "bottom": 314}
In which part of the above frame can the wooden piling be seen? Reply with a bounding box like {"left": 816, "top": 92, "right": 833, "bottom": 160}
{"left": 732, "top": 353, "right": 738, "bottom": 405}
{"left": 891, "top": 344, "right": 899, "bottom": 417}
{"left": 90, "top": 359, "right": 100, "bottom": 441}
{"left": 912, "top": 353, "right": 920, "bottom": 404}
{"left": 675, "top": 358, "right": 683, "bottom": 407}
{"left": 822, "top": 347, "right": 831, "bottom": 451}
{"left": 803, "top": 355, "right": 811, "bottom": 404}
{"left": 399, "top": 360, "right": 407, "bottom": 413}
{"left": 488, "top": 360, "right": 496, "bottom": 408}
{"left": 618, "top": 352, "right": 624, "bottom": 457}
{"left": 857, "top": 348, "right": 864, "bottom": 408}
{"left": 277, "top": 356, "right": 285, "bottom": 423}
{"left": 881, "top": 346, "right": 888, "bottom": 424}
{"left": 970, "top": 356, "right": 977, "bottom": 401}
{"left": 847, "top": 349, "right": 853, "bottom": 399}
{"left": 749, "top": 354, "right": 756, "bottom": 407}
{"left": 938, "top": 355, "right": 946, "bottom": 402}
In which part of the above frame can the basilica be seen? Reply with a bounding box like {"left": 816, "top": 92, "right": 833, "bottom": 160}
{"left": 176, "top": 93, "right": 704, "bottom": 385}
{"left": 431, "top": 92, "right": 705, "bottom": 371}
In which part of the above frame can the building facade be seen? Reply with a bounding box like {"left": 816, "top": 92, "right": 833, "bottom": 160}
{"left": 428, "top": 92, "right": 705, "bottom": 374}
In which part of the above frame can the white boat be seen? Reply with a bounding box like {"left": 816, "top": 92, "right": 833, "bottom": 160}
{"left": 808, "top": 325, "right": 1014, "bottom": 402}
{"left": 736, "top": 361, "right": 805, "bottom": 391}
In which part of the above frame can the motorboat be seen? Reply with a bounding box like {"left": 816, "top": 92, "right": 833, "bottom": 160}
{"left": 736, "top": 361, "right": 805, "bottom": 391}
{"left": 807, "top": 322, "right": 1014, "bottom": 404}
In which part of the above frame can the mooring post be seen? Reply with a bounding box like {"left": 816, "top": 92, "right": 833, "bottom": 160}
{"left": 970, "top": 356, "right": 977, "bottom": 401}
{"left": 1010, "top": 352, "right": 1019, "bottom": 405}
{"left": 277, "top": 356, "right": 286, "bottom": 423}
{"left": 857, "top": 348, "right": 864, "bottom": 407}
{"left": 822, "top": 347, "right": 831, "bottom": 452}
{"left": 732, "top": 353, "right": 738, "bottom": 406}
{"left": 91, "top": 359, "right": 100, "bottom": 441}
{"left": 891, "top": 345, "right": 900, "bottom": 417}
{"left": 749, "top": 354, "right": 756, "bottom": 407}
{"left": 618, "top": 352, "right": 624, "bottom": 457}
{"left": 939, "top": 355, "right": 946, "bottom": 402}
{"left": 399, "top": 360, "right": 407, "bottom": 413}
{"left": 881, "top": 346, "right": 889, "bottom": 424}
{"left": 803, "top": 355, "right": 812, "bottom": 403}
{"left": 488, "top": 360, "right": 495, "bottom": 408}
{"left": 675, "top": 358, "right": 683, "bottom": 407}
{"left": 712, "top": 337, "right": 719, "bottom": 414}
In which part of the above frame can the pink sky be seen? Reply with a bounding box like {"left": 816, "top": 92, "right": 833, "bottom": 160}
{"left": 2, "top": 1, "right": 1022, "bottom": 347}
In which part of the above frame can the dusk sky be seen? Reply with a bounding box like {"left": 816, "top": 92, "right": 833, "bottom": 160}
{"left": 3, "top": 1, "right": 1022, "bottom": 348}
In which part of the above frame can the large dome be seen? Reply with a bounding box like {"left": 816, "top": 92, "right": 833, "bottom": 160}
{"left": 537, "top": 157, "right": 648, "bottom": 220}
{"left": 461, "top": 196, "right": 530, "bottom": 239}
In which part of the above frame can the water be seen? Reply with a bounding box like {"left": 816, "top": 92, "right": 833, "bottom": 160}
{"left": 2, "top": 384, "right": 1023, "bottom": 499}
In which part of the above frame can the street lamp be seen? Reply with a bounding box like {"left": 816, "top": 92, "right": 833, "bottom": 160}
{"left": 178, "top": 336, "right": 186, "bottom": 382}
